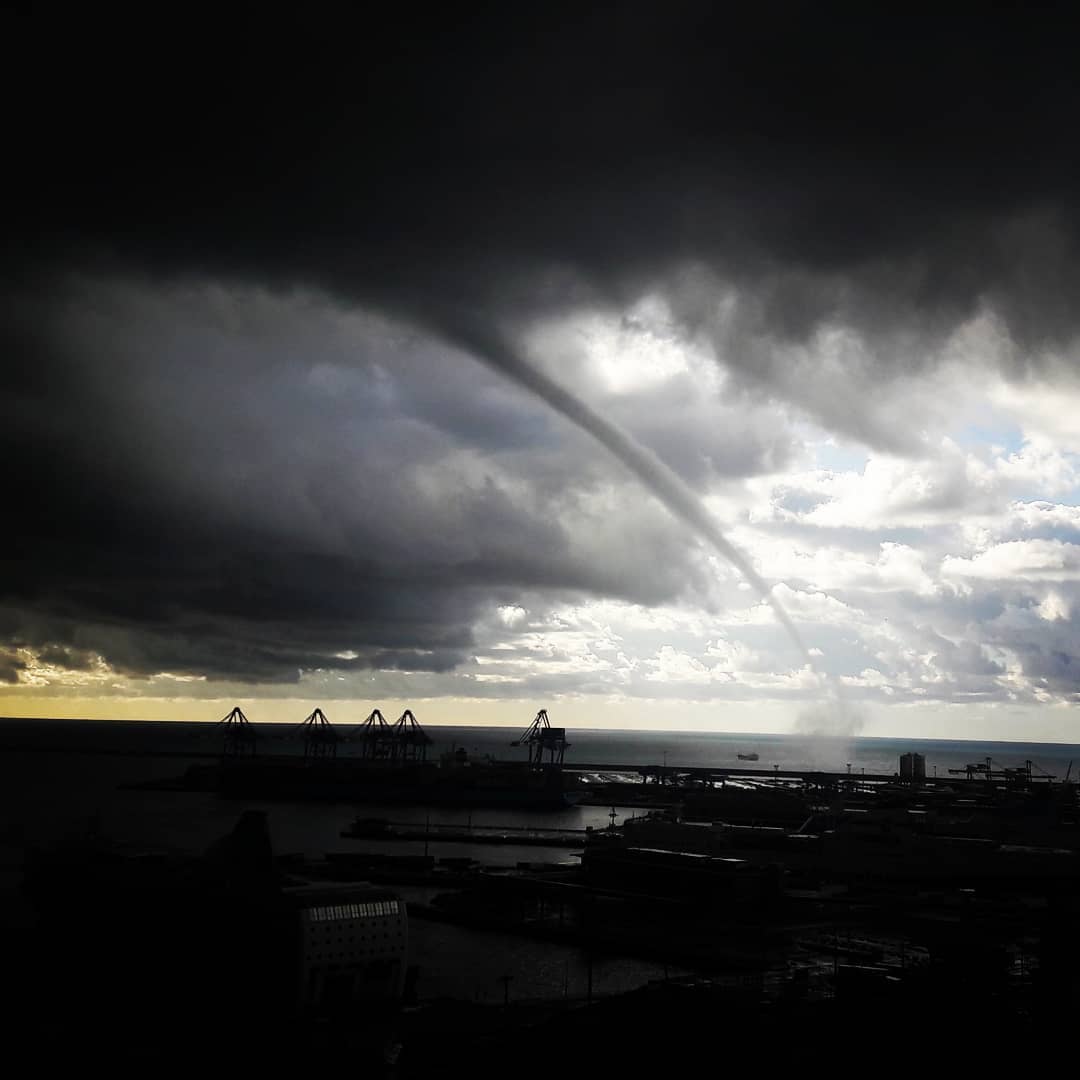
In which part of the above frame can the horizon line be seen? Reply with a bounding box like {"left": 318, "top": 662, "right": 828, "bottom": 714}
{"left": 2, "top": 714, "right": 1079, "bottom": 748}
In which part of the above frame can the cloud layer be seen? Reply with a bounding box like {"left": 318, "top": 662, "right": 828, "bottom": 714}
{"left": 3, "top": 8, "right": 1080, "bottom": 730}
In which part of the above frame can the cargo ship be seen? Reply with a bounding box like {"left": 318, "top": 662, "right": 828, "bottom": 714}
{"left": 166, "top": 748, "right": 585, "bottom": 810}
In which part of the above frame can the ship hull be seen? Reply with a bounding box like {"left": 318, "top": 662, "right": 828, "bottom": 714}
{"left": 209, "top": 758, "right": 584, "bottom": 810}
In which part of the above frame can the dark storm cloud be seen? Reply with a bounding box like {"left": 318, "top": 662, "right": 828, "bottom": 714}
{"left": 10, "top": 7, "right": 1080, "bottom": 340}
{"left": 4, "top": 6, "right": 1080, "bottom": 683}
{"left": 35, "top": 645, "right": 98, "bottom": 672}
{"left": 0, "top": 278, "right": 720, "bottom": 680}
{"left": 6, "top": 7, "right": 1077, "bottom": 482}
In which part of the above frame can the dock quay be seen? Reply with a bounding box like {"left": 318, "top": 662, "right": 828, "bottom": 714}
{"left": 563, "top": 761, "right": 1059, "bottom": 787}
{"left": 341, "top": 819, "right": 593, "bottom": 847}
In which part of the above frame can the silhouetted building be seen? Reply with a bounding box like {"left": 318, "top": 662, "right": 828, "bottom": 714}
{"left": 285, "top": 882, "right": 408, "bottom": 1016}
{"left": 20, "top": 813, "right": 408, "bottom": 1065}
{"left": 900, "top": 752, "right": 926, "bottom": 783}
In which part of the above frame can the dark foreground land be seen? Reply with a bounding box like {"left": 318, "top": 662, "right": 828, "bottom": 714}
{"left": 8, "top": 751, "right": 1080, "bottom": 1072}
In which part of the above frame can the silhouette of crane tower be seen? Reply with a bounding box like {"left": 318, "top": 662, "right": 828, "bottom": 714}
{"left": 298, "top": 707, "right": 337, "bottom": 759}
{"left": 391, "top": 709, "right": 431, "bottom": 764}
{"left": 218, "top": 705, "right": 257, "bottom": 757}
{"left": 354, "top": 708, "right": 394, "bottom": 760}
{"left": 353, "top": 708, "right": 432, "bottom": 763}
{"left": 513, "top": 708, "right": 569, "bottom": 768}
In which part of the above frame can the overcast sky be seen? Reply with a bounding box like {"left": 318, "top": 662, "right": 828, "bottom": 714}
{"left": 4, "top": 8, "right": 1079, "bottom": 739}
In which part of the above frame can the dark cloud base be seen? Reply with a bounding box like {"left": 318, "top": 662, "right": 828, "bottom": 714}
{"left": 9, "top": 8, "right": 1080, "bottom": 349}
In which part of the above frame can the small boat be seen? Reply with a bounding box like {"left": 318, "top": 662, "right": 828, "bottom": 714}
{"left": 737, "top": 752, "right": 759, "bottom": 761}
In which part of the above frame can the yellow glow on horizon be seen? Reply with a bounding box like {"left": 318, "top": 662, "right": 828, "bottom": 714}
{"left": 0, "top": 693, "right": 799, "bottom": 733}
{"left": 0, "top": 692, "right": 1076, "bottom": 743}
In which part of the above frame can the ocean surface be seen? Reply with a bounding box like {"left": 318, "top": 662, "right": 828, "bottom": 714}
{"left": 4, "top": 717, "right": 1078, "bottom": 1002}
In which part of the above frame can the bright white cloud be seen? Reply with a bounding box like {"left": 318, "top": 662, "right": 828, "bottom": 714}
{"left": 990, "top": 372, "right": 1080, "bottom": 454}
{"left": 942, "top": 540, "right": 1080, "bottom": 582}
